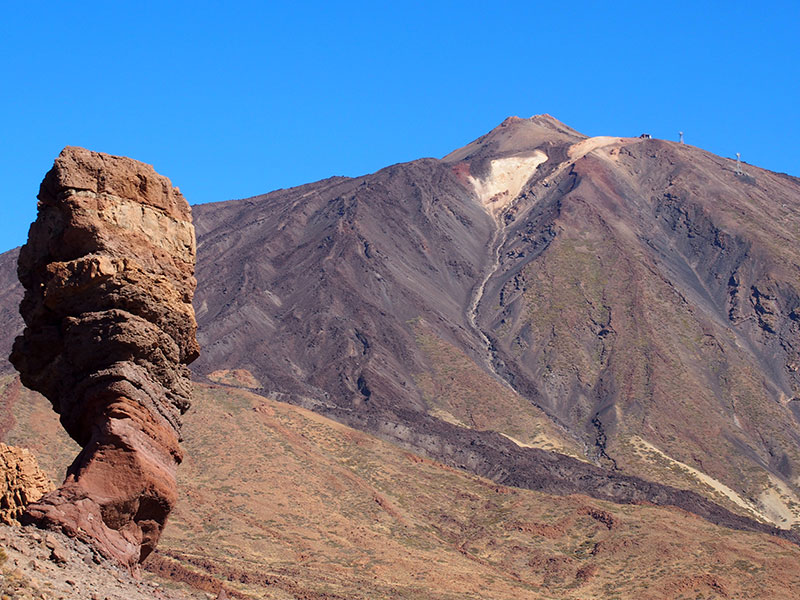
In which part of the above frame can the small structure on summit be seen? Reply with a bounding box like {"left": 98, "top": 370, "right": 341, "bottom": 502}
{"left": 10, "top": 147, "right": 199, "bottom": 566}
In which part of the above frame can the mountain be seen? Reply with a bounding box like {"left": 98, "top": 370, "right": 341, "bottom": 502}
{"left": 2, "top": 116, "right": 800, "bottom": 581}
{"left": 187, "top": 115, "right": 800, "bottom": 529}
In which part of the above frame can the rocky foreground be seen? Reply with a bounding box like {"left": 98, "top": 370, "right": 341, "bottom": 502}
{"left": 0, "top": 439, "right": 204, "bottom": 599}
{"left": 0, "top": 524, "right": 207, "bottom": 600}
{"left": 8, "top": 380, "right": 800, "bottom": 599}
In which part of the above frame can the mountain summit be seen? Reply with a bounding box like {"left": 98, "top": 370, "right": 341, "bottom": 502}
{"left": 442, "top": 114, "right": 585, "bottom": 163}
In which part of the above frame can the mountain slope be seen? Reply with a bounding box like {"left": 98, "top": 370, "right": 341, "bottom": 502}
{"left": 474, "top": 127, "right": 800, "bottom": 525}
{"left": 188, "top": 116, "right": 800, "bottom": 527}
{"left": 4, "top": 379, "right": 800, "bottom": 599}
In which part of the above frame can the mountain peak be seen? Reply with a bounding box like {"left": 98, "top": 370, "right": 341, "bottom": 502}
{"left": 443, "top": 114, "right": 586, "bottom": 163}
{"left": 500, "top": 113, "right": 569, "bottom": 129}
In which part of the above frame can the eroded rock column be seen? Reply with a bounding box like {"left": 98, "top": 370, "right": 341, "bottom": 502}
{"left": 10, "top": 147, "right": 199, "bottom": 566}
{"left": 0, "top": 443, "right": 54, "bottom": 525}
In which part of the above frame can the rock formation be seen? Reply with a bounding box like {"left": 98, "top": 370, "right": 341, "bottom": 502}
{"left": 10, "top": 147, "right": 199, "bottom": 566}
{"left": 0, "top": 443, "right": 54, "bottom": 525}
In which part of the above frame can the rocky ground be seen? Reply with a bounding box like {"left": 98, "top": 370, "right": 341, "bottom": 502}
{"left": 5, "top": 383, "right": 800, "bottom": 598}
{"left": 0, "top": 525, "right": 209, "bottom": 600}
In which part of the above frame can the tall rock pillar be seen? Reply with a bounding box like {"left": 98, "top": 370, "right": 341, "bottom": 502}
{"left": 10, "top": 147, "right": 199, "bottom": 565}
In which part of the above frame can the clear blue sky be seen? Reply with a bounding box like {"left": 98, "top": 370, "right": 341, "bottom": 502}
{"left": 2, "top": 1, "right": 798, "bottom": 252}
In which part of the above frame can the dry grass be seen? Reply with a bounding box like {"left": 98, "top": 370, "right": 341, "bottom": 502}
{"left": 3, "top": 380, "right": 800, "bottom": 598}
{"left": 412, "top": 319, "right": 579, "bottom": 456}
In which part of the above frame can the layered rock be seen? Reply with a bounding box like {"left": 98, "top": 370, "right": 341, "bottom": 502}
{"left": 10, "top": 147, "right": 199, "bottom": 565}
{"left": 0, "top": 443, "right": 54, "bottom": 525}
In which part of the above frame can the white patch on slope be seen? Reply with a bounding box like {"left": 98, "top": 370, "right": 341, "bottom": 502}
{"left": 468, "top": 151, "right": 548, "bottom": 217}
{"left": 630, "top": 435, "right": 796, "bottom": 528}
{"left": 567, "top": 136, "right": 629, "bottom": 161}
{"left": 499, "top": 432, "right": 583, "bottom": 459}
{"left": 759, "top": 474, "right": 800, "bottom": 528}
{"left": 535, "top": 136, "right": 640, "bottom": 190}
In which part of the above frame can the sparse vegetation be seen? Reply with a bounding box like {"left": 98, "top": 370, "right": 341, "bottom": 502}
{"left": 6, "top": 382, "right": 800, "bottom": 598}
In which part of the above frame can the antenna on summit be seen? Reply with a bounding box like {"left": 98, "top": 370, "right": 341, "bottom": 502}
{"left": 678, "top": 131, "right": 684, "bottom": 144}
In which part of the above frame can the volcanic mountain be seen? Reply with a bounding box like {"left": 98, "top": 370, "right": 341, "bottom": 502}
{"left": 3, "top": 116, "right": 800, "bottom": 547}
{"left": 191, "top": 115, "right": 800, "bottom": 529}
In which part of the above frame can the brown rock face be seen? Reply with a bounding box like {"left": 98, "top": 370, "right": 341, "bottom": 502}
{"left": 0, "top": 443, "right": 54, "bottom": 525}
{"left": 10, "top": 147, "right": 198, "bottom": 566}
